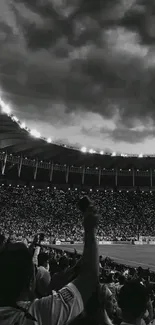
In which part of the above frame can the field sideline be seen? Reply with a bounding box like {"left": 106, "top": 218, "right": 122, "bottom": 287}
{"left": 55, "top": 244, "right": 155, "bottom": 271}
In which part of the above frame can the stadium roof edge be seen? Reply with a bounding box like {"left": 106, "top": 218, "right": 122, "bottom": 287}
{"left": 1, "top": 108, "right": 155, "bottom": 168}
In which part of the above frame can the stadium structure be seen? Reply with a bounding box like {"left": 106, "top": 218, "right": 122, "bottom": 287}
{"left": 1, "top": 105, "right": 155, "bottom": 190}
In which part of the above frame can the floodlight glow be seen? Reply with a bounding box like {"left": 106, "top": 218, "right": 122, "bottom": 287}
{"left": 20, "top": 122, "right": 26, "bottom": 129}
{"left": 112, "top": 152, "right": 116, "bottom": 157}
{"left": 89, "top": 149, "right": 94, "bottom": 154}
{"left": 100, "top": 151, "right": 104, "bottom": 155}
{"left": 12, "top": 115, "right": 18, "bottom": 122}
{"left": 139, "top": 153, "right": 143, "bottom": 158}
{"left": 1, "top": 102, "right": 11, "bottom": 114}
{"left": 47, "top": 138, "right": 52, "bottom": 143}
{"left": 30, "top": 129, "right": 41, "bottom": 138}
{"left": 81, "top": 146, "right": 87, "bottom": 153}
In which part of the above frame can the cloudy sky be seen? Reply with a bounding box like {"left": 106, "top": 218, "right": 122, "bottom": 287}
{"left": 1, "top": 0, "right": 155, "bottom": 154}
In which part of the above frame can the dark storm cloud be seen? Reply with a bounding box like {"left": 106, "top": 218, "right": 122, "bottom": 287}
{"left": 1, "top": 0, "right": 155, "bottom": 148}
{"left": 82, "top": 125, "right": 155, "bottom": 144}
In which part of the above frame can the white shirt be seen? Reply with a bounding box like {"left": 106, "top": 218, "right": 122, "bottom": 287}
{"left": 0, "top": 283, "right": 84, "bottom": 325}
{"left": 36, "top": 266, "right": 51, "bottom": 297}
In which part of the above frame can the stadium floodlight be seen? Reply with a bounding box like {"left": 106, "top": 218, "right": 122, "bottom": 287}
{"left": 20, "top": 122, "right": 26, "bottom": 129}
{"left": 47, "top": 187, "right": 49, "bottom": 189}
{"left": 12, "top": 115, "right": 18, "bottom": 122}
{"left": 112, "top": 152, "right": 116, "bottom": 157}
{"left": 75, "top": 188, "right": 77, "bottom": 190}
{"left": 30, "top": 129, "right": 41, "bottom": 138}
{"left": 89, "top": 149, "right": 94, "bottom": 154}
{"left": 100, "top": 151, "right": 104, "bottom": 155}
{"left": 90, "top": 189, "right": 92, "bottom": 191}
{"left": 47, "top": 137, "right": 52, "bottom": 143}
{"left": 139, "top": 153, "right": 143, "bottom": 158}
{"left": 0, "top": 97, "right": 11, "bottom": 115}
{"left": 1, "top": 104, "right": 11, "bottom": 115}
{"left": 81, "top": 146, "right": 87, "bottom": 153}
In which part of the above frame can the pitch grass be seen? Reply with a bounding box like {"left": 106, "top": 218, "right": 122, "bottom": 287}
{"left": 56, "top": 244, "right": 155, "bottom": 271}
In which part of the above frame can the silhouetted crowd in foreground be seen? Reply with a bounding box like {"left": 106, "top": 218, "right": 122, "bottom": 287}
{"left": 0, "top": 229, "right": 155, "bottom": 325}
{"left": 1, "top": 187, "right": 155, "bottom": 325}
{"left": 1, "top": 187, "right": 155, "bottom": 241}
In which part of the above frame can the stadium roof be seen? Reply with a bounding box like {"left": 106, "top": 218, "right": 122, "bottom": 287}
{"left": 1, "top": 108, "right": 155, "bottom": 169}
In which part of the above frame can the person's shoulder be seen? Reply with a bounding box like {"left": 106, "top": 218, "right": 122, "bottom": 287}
{"left": 29, "top": 283, "right": 84, "bottom": 325}
{"left": 31, "top": 282, "right": 84, "bottom": 309}
{"left": 60, "top": 282, "right": 84, "bottom": 306}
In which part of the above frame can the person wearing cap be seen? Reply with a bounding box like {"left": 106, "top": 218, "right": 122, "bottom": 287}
{"left": 0, "top": 200, "right": 99, "bottom": 325}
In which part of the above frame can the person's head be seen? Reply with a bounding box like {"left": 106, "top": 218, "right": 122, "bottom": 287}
{"left": 118, "top": 280, "right": 149, "bottom": 323}
{"left": 38, "top": 252, "right": 49, "bottom": 270}
{"left": 118, "top": 274, "right": 126, "bottom": 285}
{"left": 0, "top": 242, "right": 35, "bottom": 306}
{"left": 106, "top": 273, "right": 114, "bottom": 284}
{"left": 59, "top": 256, "right": 69, "bottom": 270}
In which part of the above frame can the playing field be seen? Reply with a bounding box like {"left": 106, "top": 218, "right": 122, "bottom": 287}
{"left": 56, "top": 244, "right": 155, "bottom": 271}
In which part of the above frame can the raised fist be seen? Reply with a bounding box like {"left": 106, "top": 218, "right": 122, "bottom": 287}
{"left": 83, "top": 204, "right": 99, "bottom": 231}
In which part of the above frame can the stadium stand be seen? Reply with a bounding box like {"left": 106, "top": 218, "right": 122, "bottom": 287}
{"left": 1, "top": 108, "right": 155, "bottom": 325}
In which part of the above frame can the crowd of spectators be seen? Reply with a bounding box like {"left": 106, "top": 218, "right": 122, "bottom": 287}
{"left": 1, "top": 186, "right": 155, "bottom": 325}
{"left": 1, "top": 186, "right": 155, "bottom": 241}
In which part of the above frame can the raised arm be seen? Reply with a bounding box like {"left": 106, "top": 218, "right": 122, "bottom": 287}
{"left": 72, "top": 202, "right": 99, "bottom": 305}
